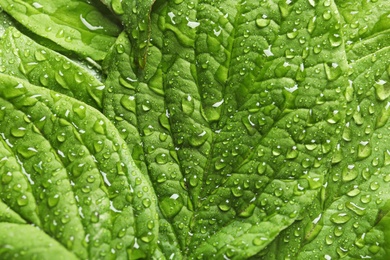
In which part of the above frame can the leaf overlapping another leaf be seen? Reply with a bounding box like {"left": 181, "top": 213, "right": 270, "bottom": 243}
{"left": 0, "top": 74, "right": 158, "bottom": 259}
{"left": 0, "top": 0, "right": 389, "bottom": 259}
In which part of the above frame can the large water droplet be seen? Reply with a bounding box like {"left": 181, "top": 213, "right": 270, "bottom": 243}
{"left": 256, "top": 18, "right": 270, "bottom": 28}
{"left": 17, "top": 195, "right": 28, "bottom": 206}
{"left": 345, "top": 201, "right": 366, "bottom": 216}
{"left": 330, "top": 212, "right": 351, "bottom": 224}
{"left": 324, "top": 62, "right": 342, "bottom": 81}
{"left": 342, "top": 165, "right": 358, "bottom": 182}
{"left": 48, "top": 194, "right": 60, "bottom": 207}
{"left": 374, "top": 80, "right": 390, "bottom": 101}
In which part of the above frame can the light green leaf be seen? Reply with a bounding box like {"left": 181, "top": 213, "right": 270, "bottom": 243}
{"left": 0, "top": 223, "right": 78, "bottom": 260}
{"left": 0, "top": 27, "right": 104, "bottom": 109}
{"left": 0, "top": 73, "right": 158, "bottom": 259}
{"left": 0, "top": 0, "right": 389, "bottom": 258}
{"left": 0, "top": 0, "right": 121, "bottom": 60}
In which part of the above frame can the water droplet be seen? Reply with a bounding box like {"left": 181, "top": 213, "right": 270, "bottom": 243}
{"left": 91, "top": 211, "right": 99, "bottom": 223}
{"left": 189, "top": 175, "right": 199, "bottom": 187}
{"left": 231, "top": 187, "right": 243, "bottom": 197}
{"left": 74, "top": 72, "right": 84, "bottom": 84}
{"left": 357, "top": 142, "right": 371, "bottom": 160}
{"left": 374, "top": 80, "right": 390, "bottom": 101}
{"left": 322, "top": 11, "right": 332, "bottom": 20}
{"left": 369, "top": 181, "right": 380, "bottom": 191}
{"left": 330, "top": 212, "right": 351, "bottom": 224}
{"left": 342, "top": 127, "right": 351, "bottom": 141}
{"left": 324, "top": 62, "right": 342, "bottom": 81}
{"left": 119, "top": 77, "right": 136, "bottom": 90}
{"left": 346, "top": 201, "right": 366, "bottom": 216}
{"left": 325, "top": 235, "right": 334, "bottom": 245}
{"left": 334, "top": 226, "right": 344, "bottom": 236}
{"left": 189, "top": 130, "right": 208, "bottom": 147}
{"left": 368, "top": 244, "right": 380, "bottom": 254}
{"left": 214, "top": 159, "right": 227, "bottom": 171}
{"left": 10, "top": 126, "right": 26, "bottom": 137}
{"left": 360, "top": 194, "right": 371, "bottom": 204}
{"left": 48, "top": 194, "right": 60, "bottom": 207}
{"left": 256, "top": 18, "right": 270, "bottom": 28}
{"left": 347, "top": 187, "right": 360, "bottom": 197}
{"left": 93, "top": 120, "right": 106, "bottom": 135}
{"left": 116, "top": 44, "right": 125, "bottom": 54}
{"left": 257, "top": 162, "right": 267, "bottom": 174}
{"left": 278, "top": 2, "right": 291, "bottom": 18}
{"left": 307, "top": 17, "right": 316, "bottom": 34}
{"left": 39, "top": 74, "right": 49, "bottom": 86}
{"left": 61, "top": 214, "right": 71, "bottom": 224}
{"left": 252, "top": 237, "right": 266, "bottom": 246}
{"left": 157, "top": 173, "right": 167, "bottom": 183}
{"left": 329, "top": 34, "right": 342, "bottom": 47}
{"left": 111, "top": 0, "right": 124, "bottom": 14}
{"left": 287, "top": 30, "right": 298, "bottom": 39}
{"left": 17, "top": 195, "right": 28, "bottom": 206}
{"left": 375, "top": 108, "right": 390, "bottom": 129}
{"left": 142, "top": 198, "right": 151, "bottom": 208}
{"left": 218, "top": 203, "right": 230, "bottom": 212}
{"left": 142, "top": 100, "right": 151, "bottom": 112}
{"left": 73, "top": 104, "right": 86, "bottom": 119}
{"left": 342, "top": 165, "right": 358, "bottom": 182}
{"left": 182, "top": 95, "right": 194, "bottom": 115}
{"left": 56, "top": 29, "right": 65, "bottom": 38}
{"left": 155, "top": 153, "right": 168, "bottom": 164}
{"left": 34, "top": 50, "right": 46, "bottom": 61}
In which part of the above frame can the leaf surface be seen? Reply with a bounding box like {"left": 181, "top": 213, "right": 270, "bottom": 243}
{"left": 0, "top": 0, "right": 121, "bottom": 60}
{"left": 0, "top": 74, "right": 158, "bottom": 259}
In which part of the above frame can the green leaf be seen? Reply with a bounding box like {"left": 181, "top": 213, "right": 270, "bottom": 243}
{"left": 258, "top": 0, "right": 390, "bottom": 259}
{"left": 0, "top": 0, "right": 389, "bottom": 258}
{"left": 0, "top": 223, "right": 78, "bottom": 260}
{"left": 0, "top": 73, "right": 158, "bottom": 259}
{"left": 0, "top": 0, "right": 121, "bottom": 60}
{"left": 102, "top": 0, "right": 350, "bottom": 258}
{"left": 99, "top": 0, "right": 156, "bottom": 67}
{"left": 0, "top": 27, "right": 105, "bottom": 109}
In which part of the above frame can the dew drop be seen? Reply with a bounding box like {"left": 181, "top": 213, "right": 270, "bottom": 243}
{"left": 48, "top": 194, "right": 60, "bottom": 207}
{"left": 345, "top": 201, "right": 366, "bottom": 216}
{"left": 329, "top": 34, "right": 342, "bottom": 47}
{"left": 17, "top": 195, "right": 28, "bottom": 206}
{"left": 116, "top": 44, "right": 125, "bottom": 54}
{"left": 324, "top": 62, "right": 342, "bottom": 81}
{"left": 256, "top": 18, "right": 270, "bottom": 28}
{"left": 10, "top": 126, "right": 26, "bottom": 138}
{"left": 330, "top": 212, "right": 351, "bottom": 224}
{"left": 155, "top": 153, "right": 168, "bottom": 165}
{"left": 218, "top": 203, "right": 230, "bottom": 212}
{"left": 374, "top": 80, "right": 390, "bottom": 101}
{"left": 342, "top": 165, "right": 358, "bottom": 182}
